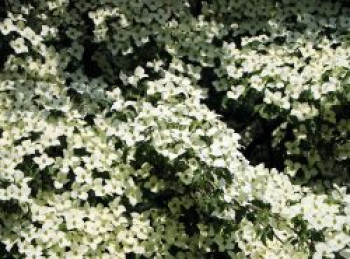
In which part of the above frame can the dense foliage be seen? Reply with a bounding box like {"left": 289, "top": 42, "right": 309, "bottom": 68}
{"left": 0, "top": 0, "right": 349, "bottom": 258}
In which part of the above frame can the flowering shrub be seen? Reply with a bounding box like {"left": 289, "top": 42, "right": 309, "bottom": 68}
{"left": 0, "top": 0, "right": 349, "bottom": 258}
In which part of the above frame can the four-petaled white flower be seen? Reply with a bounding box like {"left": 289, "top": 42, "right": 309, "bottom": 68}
{"left": 10, "top": 38, "right": 28, "bottom": 54}
{"left": 33, "top": 154, "right": 55, "bottom": 170}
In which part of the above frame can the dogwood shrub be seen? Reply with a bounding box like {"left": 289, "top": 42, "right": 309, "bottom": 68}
{"left": 0, "top": 0, "right": 349, "bottom": 258}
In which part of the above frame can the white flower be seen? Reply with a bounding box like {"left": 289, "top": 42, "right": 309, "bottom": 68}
{"left": 19, "top": 244, "right": 43, "bottom": 258}
{"left": 213, "top": 158, "right": 226, "bottom": 167}
{"left": 226, "top": 65, "right": 243, "bottom": 79}
{"left": 291, "top": 103, "right": 319, "bottom": 121}
{"left": 33, "top": 154, "right": 55, "bottom": 170}
{"left": 325, "top": 233, "right": 350, "bottom": 252}
{"left": 227, "top": 85, "right": 245, "bottom": 99}
{"left": 134, "top": 66, "right": 148, "bottom": 79}
{"left": 10, "top": 38, "right": 28, "bottom": 54}
{"left": 250, "top": 75, "right": 264, "bottom": 91}
{"left": 111, "top": 100, "right": 124, "bottom": 111}
{"left": 74, "top": 167, "right": 91, "bottom": 184}
{"left": 0, "top": 18, "right": 15, "bottom": 35}
{"left": 321, "top": 77, "right": 338, "bottom": 94}
{"left": 41, "top": 25, "right": 57, "bottom": 37}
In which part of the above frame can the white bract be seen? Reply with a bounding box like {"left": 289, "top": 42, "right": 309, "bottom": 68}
{"left": 10, "top": 37, "right": 29, "bottom": 54}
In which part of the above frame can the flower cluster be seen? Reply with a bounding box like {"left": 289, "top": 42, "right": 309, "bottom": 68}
{"left": 0, "top": 0, "right": 349, "bottom": 258}
{"left": 206, "top": 0, "right": 350, "bottom": 188}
